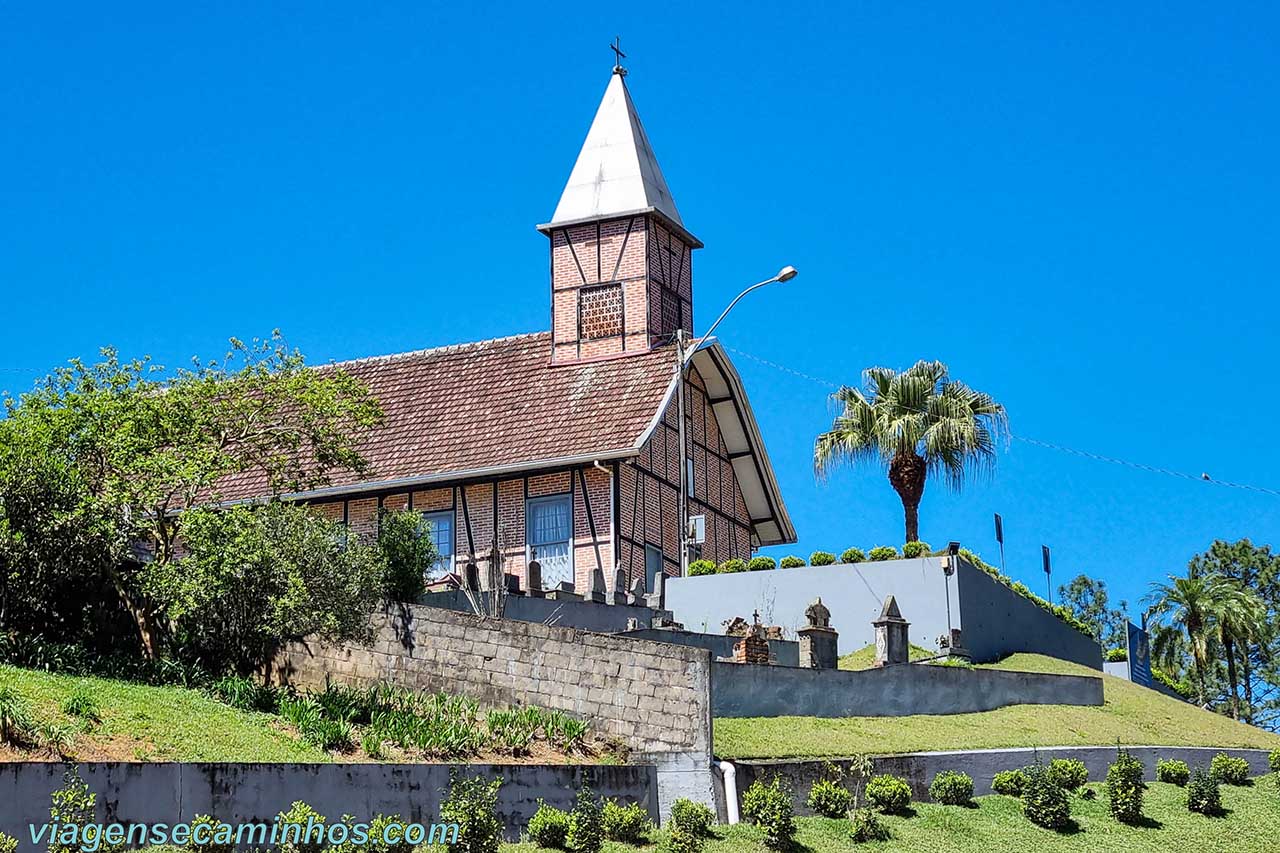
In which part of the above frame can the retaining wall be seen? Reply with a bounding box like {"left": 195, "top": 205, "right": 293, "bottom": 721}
{"left": 956, "top": 561, "right": 1103, "bottom": 669}
{"left": 732, "top": 746, "right": 1275, "bottom": 811}
{"left": 419, "top": 590, "right": 668, "bottom": 634}
{"left": 270, "top": 604, "right": 713, "bottom": 816}
{"left": 618, "top": 628, "right": 800, "bottom": 667}
{"left": 0, "top": 762, "right": 655, "bottom": 841}
{"left": 710, "top": 661, "right": 1103, "bottom": 718}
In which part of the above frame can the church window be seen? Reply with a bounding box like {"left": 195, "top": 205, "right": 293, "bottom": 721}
{"left": 579, "top": 283, "right": 623, "bottom": 340}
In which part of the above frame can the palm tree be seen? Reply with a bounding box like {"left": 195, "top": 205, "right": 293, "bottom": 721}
{"left": 813, "top": 360, "right": 1007, "bottom": 543}
{"left": 1211, "top": 580, "right": 1266, "bottom": 720}
{"left": 1146, "top": 574, "right": 1227, "bottom": 706}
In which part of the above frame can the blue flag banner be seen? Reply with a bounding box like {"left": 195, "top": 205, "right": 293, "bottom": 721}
{"left": 1127, "top": 621, "right": 1153, "bottom": 688}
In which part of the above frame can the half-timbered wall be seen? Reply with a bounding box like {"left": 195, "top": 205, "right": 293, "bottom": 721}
{"left": 616, "top": 366, "right": 754, "bottom": 587}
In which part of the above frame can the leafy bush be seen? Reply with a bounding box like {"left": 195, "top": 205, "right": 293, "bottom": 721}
{"left": 1156, "top": 758, "right": 1190, "bottom": 786}
{"left": 276, "top": 801, "right": 327, "bottom": 853}
{"left": 1209, "top": 752, "right": 1251, "bottom": 786}
{"left": 901, "top": 541, "right": 931, "bottom": 558}
{"left": 0, "top": 832, "right": 18, "bottom": 853}
{"left": 808, "top": 551, "right": 836, "bottom": 566}
{"left": 928, "top": 770, "right": 973, "bottom": 805}
{"left": 1105, "top": 748, "right": 1146, "bottom": 824}
{"left": 48, "top": 766, "right": 99, "bottom": 853}
{"left": 669, "top": 798, "right": 714, "bottom": 837}
{"left": 806, "top": 778, "right": 852, "bottom": 818}
{"left": 1020, "top": 764, "right": 1070, "bottom": 830}
{"left": 741, "top": 778, "right": 794, "bottom": 851}
{"left": 1047, "top": 758, "right": 1088, "bottom": 792}
{"left": 1187, "top": 767, "right": 1222, "bottom": 815}
{"left": 747, "top": 556, "right": 776, "bottom": 572}
{"left": 840, "top": 548, "right": 865, "bottom": 564}
{"left": 378, "top": 508, "right": 438, "bottom": 601}
{"left": 211, "top": 674, "right": 279, "bottom": 713}
{"left": 439, "top": 775, "right": 503, "bottom": 853}
{"left": 0, "top": 684, "right": 36, "bottom": 746}
{"left": 688, "top": 560, "right": 716, "bottom": 577}
{"left": 992, "top": 769, "right": 1027, "bottom": 797}
{"left": 527, "top": 801, "right": 570, "bottom": 849}
{"left": 60, "top": 683, "right": 101, "bottom": 724}
{"left": 864, "top": 774, "right": 911, "bottom": 815}
{"left": 1152, "top": 667, "right": 1194, "bottom": 699}
{"left": 779, "top": 556, "right": 806, "bottom": 569}
{"left": 867, "top": 546, "right": 898, "bottom": 562}
{"left": 601, "top": 800, "right": 651, "bottom": 844}
{"left": 1270, "top": 749, "right": 1280, "bottom": 773}
{"left": 566, "top": 786, "right": 604, "bottom": 853}
{"left": 716, "top": 558, "right": 747, "bottom": 574}
{"left": 1104, "top": 648, "right": 1128, "bottom": 663}
{"left": 848, "top": 807, "right": 890, "bottom": 843}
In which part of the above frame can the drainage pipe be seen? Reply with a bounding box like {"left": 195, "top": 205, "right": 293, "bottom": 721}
{"left": 718, "top": 760, "right": 740, "bottom": 824}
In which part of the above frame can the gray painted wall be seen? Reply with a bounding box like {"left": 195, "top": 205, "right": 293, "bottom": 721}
{"left": 0, "top": 762, "right": 656, "bottom": 841}
{"left": 711, "top": 662, "right": 1103, "bottom": 718}
{"left": 732, "top": 746, "right": 1274, "bottom": 810}
{"left": 420, "top": 590, "right": 667, "bottom": 634}
{"left": 618, "top": 629, "right": 800, "bottom": 667}
{"left": 664, "top": 558, "right": 956, "bottom": 656}
{"left": 955, "top": 561, "right": 1103, "bottom": 669}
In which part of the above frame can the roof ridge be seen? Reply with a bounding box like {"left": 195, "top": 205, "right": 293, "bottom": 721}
{"left": 316, "top": 330, "right": 549, "bottom": 370}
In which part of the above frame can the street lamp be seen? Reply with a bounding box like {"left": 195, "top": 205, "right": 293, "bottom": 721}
{"left": 675, "top": 265, "right": 798, "bottom": 578}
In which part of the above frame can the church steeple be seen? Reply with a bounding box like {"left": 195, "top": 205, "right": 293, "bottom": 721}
{"left": 539, "top": 64, "right": 701, "bottom": 365}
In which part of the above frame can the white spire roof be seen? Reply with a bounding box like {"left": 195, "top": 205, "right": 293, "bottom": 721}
{"left": 541, "top": 72, "right": 687, "bottom": 233}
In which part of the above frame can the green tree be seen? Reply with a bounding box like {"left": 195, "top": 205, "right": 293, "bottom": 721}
{"left": 0, "top": 333, "right": 383, "bottom": 658}
{"left": 1058, "top": 574, "right": 1129, "bottom": 649}
{"left": 1146, "top": 573, "right": 1233, "bottom": 706}
{"left": 813, "top": 360, "right": 1007, "bottom": 543}
{"left": 378, "top": 508, "right": 439, "bottom": 602}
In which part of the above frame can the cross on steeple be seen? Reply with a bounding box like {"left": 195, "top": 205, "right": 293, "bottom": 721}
{"left": 610, "top": 36, "right": 627, "bottom": 76}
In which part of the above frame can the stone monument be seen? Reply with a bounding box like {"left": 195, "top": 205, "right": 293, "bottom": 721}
{"left": 797, "top": 597, "right": 839, "bottom": 669}
{"left": 872, "top": 595, "right": 910, "bottom": 667}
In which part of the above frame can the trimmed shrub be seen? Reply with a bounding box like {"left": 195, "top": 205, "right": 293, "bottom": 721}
{"left": 806, "top": 778, "right": 852, "bottom": 818}
{"left": 992, "top": 769, "right": 1027, "bottom": 797}
{"left": 1209, "top": 752, "right": 1250, "bottom": 786}
{"left": 1270, "top": 749, "right": 1280, "bottom": 773}
{"left": 1105, "top": 748, "right": 1146, "bottom": 824}
{"left": 1156, "top": 758, "right": 1190, "bottom": 786}
{"left": 527, "top": 801, "right": 570, "bottom": 849}
{"left": 1187, "top": 767, "right": 1222, "bottom": 815}
{"left": 744, "top": 778, "right": 794, "bottom": 851}
{"left": 779, "top": 555, "right": 806, "bottom": 569}
{"left": 276, "top": 802, "right": 327, "bottom": 853}
{"left": 566, "top": 786, "right": 604, "bottom": 853}
{"left": 1104, "top": 648, "right": 1128, "bottom": 663}
{"left": 867, "top": 546, "right": 898, "bottom": 562}
{"left": 1047, "top": 758, "right": 1088, "bottom": 792}
{"left": 865, "top": 774, "right": 911, "bottom": 815}
{"left": 901, "top": 541, "right": 931, "bottom": 559}
{"left": 748, "top": 556, "right": 777, "bottom": 572}
{"left": 809, "top": 551, "right": 836, "bottom": 566}
{"left": 848, "top": 808, "right": 890, "bottom": 843}
{"left": 688, "top": 560, "right": 716, "bottom": 577}
{"left": 669, "top": 798, "right": 714, "bottom": 837}
{"left": 716, "top": 558, "right": 747, "bottom": 574}
{"left": 439, "top": 775, "right": 503, "bottom": 853}
{"left": 0, "top": 833, "right": 18, "bottom": 853}
{"left": 840, "top": 548, "right": 866, "bottom": 564}
{"left": 601, "top": 800, "right": 651, "bottom": 844}
{"left": 1020, "top": 764, "right": 1070, "bottom": 830}
{"left": 187, "top": 815, "right": 234, "bottom": 853}
{"left": 929, "top": 770, "right": 973, "bottom": 805}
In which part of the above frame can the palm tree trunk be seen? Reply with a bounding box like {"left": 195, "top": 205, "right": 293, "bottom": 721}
{"left": 889, "top": 452, "right": 927, "bottom": 544}
{"left": 1242, "top": 654, "right": 1254, "bottom": 723}
{"left": 1223, "top": 635, "right": 1241, "bottom": 720}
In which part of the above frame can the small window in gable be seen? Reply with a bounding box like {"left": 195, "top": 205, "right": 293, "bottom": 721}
{"left": 579, "top": 283, "right": 623, "bottom": 340}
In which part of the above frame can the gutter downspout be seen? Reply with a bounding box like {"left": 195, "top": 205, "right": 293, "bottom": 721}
{"left": 719, "top": 760, "right": 739, "bottom": 824}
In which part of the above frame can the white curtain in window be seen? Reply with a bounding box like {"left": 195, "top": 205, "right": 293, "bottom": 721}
{"left": 528, "top": 497, "right": 572, "bottom": 586}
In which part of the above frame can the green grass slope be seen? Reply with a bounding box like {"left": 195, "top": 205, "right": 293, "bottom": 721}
{"left": 838, "top": 643, "right": 936, "bottom": 670}
{"left": 502, "top": 778, "right": 1280, "bottom": 852}
{"left": 715, "top": 653, "right": 1280, "bottom": 759}
{"left": 1, "top": 664, "right": 327, "bottom": 762}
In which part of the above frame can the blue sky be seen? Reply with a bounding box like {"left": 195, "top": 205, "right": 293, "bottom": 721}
{"left": 3, "top": 2, "right": 1278, "bottom": 613}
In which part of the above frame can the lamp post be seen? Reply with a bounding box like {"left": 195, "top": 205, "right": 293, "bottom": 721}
{"left": 676, "top": 266, "right": 798, "bottom": 576}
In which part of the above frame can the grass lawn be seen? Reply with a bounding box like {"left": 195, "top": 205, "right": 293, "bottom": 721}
{"left": 1, "top": 664, "right": 327, "bottom": 762}
{"left": 502, "top": 777, "right": 1280, "bottom": 852}
{"left": 837, "top": 643, "right": 936, "bottom": 670}
{"left": 715, "top": 654, "right": 1280, "bottom": 759}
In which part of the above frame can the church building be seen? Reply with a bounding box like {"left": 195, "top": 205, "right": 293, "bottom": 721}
{"left": 216, "top": 64, "right": 795, "bottom": 595}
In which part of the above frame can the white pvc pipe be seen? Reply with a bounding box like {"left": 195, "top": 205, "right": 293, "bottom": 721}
{"left": 719, "top": 760, "right": 740, "bottom": 825}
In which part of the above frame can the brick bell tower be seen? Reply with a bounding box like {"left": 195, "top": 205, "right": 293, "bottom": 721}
{"left": 537, "top": 61, "right": 703, "bottom": 364}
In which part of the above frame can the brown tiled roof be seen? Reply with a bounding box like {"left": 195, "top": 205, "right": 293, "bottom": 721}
{"left": 214, "top": 332, "right": 675, "bottom": 503}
